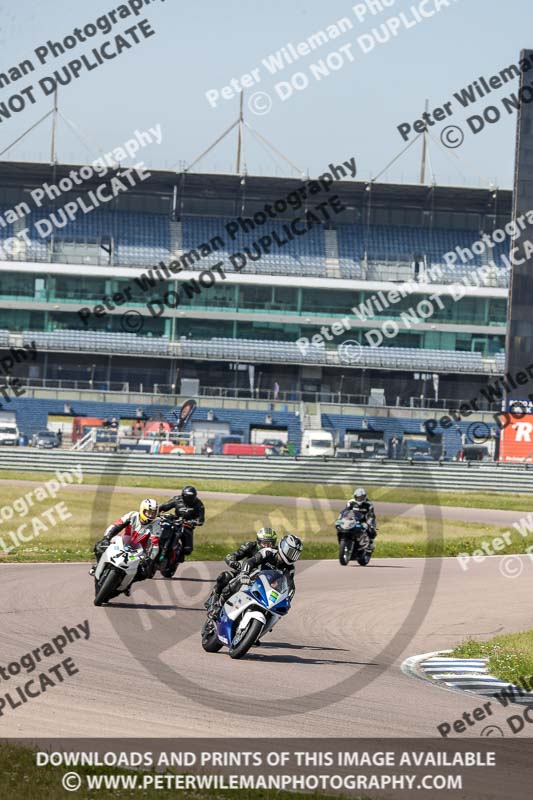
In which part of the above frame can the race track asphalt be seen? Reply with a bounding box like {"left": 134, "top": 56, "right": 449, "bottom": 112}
{"left": 1, "top": 552, "right": 532, "bottom": 739}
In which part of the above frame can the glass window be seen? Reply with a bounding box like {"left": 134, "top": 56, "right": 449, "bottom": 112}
{"left": 301, "top": 288, "right": 352, "bottom": 315}
{"left": 237, "top": 321, "right": 300, "bottom": 341}
{"left": 0, "top": 272, "right": 34, "bottom": 297}
{"left": 238, "top": 285, "right": 271, "bottom": 309}
{"left": 54, "top": 276, "right": 107, "bottom": 301}
{"left": 180, "top": 281, "right": 235, "bottom": 308}
{"left": 180, "top": 319, "right": 233, "bottom": 339}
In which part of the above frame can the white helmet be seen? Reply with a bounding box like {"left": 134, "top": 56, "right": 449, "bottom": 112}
{"left": 278, "top": 534, "right": 303, "bottom": 565}
{"left": 353, "top": 487, "right": 367, "bottom": 504}
{"left": 139, "top": 498, "right": 158, "bottom": 524}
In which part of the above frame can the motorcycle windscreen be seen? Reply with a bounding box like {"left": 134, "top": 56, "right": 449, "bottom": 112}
{"left": 120, "top": 534, "right": 143, "bottom": 552}
{"left": 258, "top": 570, "right": 289, "bottom": 593}
{"left": 338, "top": 511, "right": 356, "bottom": 531}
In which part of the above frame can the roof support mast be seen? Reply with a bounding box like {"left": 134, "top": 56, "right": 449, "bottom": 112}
{"left": 184, "top": 94, "right": 305, "bottom": 177}
{"left": 50, "top": 87, "right": 58, "bottom": 164}
{"left": 236, "top": 91, "right": 244, "bottom": 174}
{"left": 420, "top": 99, "right": 428, "bottom": 184}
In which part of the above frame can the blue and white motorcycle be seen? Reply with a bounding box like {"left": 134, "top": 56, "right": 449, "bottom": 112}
{"left": 201, "top": 569, "right": 291, "bottom": 659}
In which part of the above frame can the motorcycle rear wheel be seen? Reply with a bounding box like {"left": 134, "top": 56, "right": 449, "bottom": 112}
{"left": 229, "top": 618, "right": 263, "bottom": 659}
{"left": 357, "top": 551, "right": 371, "bottom": 566}
{"left": 94, "top": 569, "right": 122, "bottom": 606}
{"left": 338, "top": 538, "right": 353, "bottom": 565}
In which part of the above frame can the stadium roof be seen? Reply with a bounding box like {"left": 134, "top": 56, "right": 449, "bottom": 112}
{"left": 0, "top": 160, "right": 512, "bottom": 217}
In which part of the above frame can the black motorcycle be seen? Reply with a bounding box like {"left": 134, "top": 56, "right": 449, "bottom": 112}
{"left": 157, "top": 514, "right": 194, "bottom": 578}
{"left": 335, "top": 508, "right": 372, "bottom": 566}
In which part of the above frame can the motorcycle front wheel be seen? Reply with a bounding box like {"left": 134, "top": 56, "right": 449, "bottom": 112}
{"left": 94, "top": 568, "right": 122, "bottom": 606}
{"left": 201, "top": 621, "right": 223, "bottom": 653}
{"left": 161, "top": 541, "right": 182, "bottom": 578}
{"left": 338, "top": 538, "right": 353, "bottom": 565}
{"left": 161, "top": 563, "right": 179, "bottom": 578}
{"left": 229, "top": 618, "right": 263, "bottom": 659}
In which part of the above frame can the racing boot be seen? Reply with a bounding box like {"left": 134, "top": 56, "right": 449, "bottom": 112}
{"left": 203, "top": 587, "right": 217, "bottom": 610}
{"left": 207, "top": 597, "right": 222, "bottom": 622}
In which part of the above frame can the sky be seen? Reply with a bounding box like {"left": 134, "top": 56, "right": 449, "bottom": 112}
{"left": 0, "top": 0, "right": 532, "bottom": 189}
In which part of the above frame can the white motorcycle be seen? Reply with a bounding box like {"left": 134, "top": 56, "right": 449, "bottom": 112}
{"left": 93, "top": 534, "right": 149, "bottom": 606}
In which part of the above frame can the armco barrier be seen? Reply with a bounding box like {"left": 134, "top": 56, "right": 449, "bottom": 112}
{"left": 1, "top": 449, "right": 533, "bottom": 493}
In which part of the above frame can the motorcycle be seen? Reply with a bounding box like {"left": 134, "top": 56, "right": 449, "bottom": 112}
{"left": 201, "top": 569, "right": 291, "bottom": 659}
{"left": 336, "top": 508, "right": 373, "bottom": 566}
{"left": 93, "top": 533, "right": 151, "bottom": 605}
{"left": 156, "top": 514, "right": 194, "bottom": 578}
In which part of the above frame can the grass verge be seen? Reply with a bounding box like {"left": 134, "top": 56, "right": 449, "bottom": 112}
{"left": 0, "top": 742, "right": 361, "bottom": 800}
{"left": 1, "top": 468, "right": 533, "bottom": 511}
{"left": 452, "top": 631, "right": 533, "bottom": 686}
{"left": 0, "top": 481, "right": 524, "bottom": 561}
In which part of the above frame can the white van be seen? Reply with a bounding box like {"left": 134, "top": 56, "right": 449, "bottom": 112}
{"left": 0, "top": 412, "right": 19, "bottom": 446}
{"left": 300, "top": 428, "right": 335, "bottom": 457}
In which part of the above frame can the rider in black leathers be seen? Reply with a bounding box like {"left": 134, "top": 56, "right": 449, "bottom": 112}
{"left": 345, "top": 486, "right": 377, "bottom": 551}
{"left": 207, "top": 534, "right": 303, "bottom": 620}
{"left": 158, "top": 485, "right": 205, "bottom": 560}
{"left": 204, "top": 527, "right": 278, "bottom": 612}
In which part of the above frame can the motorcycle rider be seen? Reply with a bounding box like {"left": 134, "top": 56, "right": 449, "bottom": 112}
{"left": 89, "top": 498, "right": 161, "bottom": 590}
{"left": 204, "top": 527, "right": 278, "bottom": 612}
{"left": 207, "top": 534, "right": 303, "bottom": 621}
{"left": 345, "top": 487, "right": 377, "bottom": 551}
{"left": 158, "top": 486, "right": 205, "bottom": 561}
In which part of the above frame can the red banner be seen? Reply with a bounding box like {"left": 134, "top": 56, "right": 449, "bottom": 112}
{"left": 499, "top": 413, "right": 533, "bottom": 462}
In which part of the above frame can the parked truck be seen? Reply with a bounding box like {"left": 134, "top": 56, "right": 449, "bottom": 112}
{"left": 399, "top": 431, "right": 442, "bottom": 461}
{"left": 336, "top": 431, "right": 387, "bottom": 460}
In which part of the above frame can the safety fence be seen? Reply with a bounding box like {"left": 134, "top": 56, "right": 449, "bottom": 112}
{"left": 1, "top": 449, "right": 532, "bottom": 493}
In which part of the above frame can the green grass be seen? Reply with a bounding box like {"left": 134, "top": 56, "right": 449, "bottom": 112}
{"left": 452, "top": 631, "right": 533, "bottom": 686}
{"left": 2, "top": 468, "right": 533, "bottom": 510}
{"left": 0, "top": 742, "right": 363, "bottom": 800}
{"left": 0, "top": 480, "right": 530, "bottom": 562}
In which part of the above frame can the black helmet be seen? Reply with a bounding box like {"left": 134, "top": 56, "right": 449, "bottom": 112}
{"left": 256, "top": 527, "right": 277, "bottom": 548}
{"left": 181, "top": 485, "right": 197, "bottom": 507}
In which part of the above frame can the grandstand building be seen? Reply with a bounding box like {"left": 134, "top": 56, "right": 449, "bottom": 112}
{"left": 0, "top": 162, "right": 510, "bottom": 407}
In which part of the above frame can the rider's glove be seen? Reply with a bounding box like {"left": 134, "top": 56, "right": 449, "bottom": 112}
{"left": 95, "top": 537, "right": 110, "bottom": 557}
{"left": 240, "top": 574, "right": 251, "bottom": 586}
{"left": 229, "top": 560, "right": 241, "bottom": 571}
